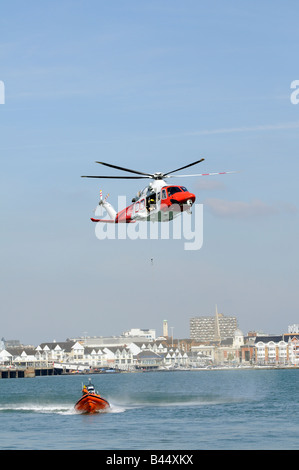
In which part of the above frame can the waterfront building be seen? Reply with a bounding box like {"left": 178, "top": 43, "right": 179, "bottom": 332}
{"left": 214, "top": 330, "right": 243, "bottom": 365}
{"left": 104, "top": 346, "right": 134, "bottom": 369}
{"left": 288, "top": 324, "right": 299, "bottom": 334}
{"left": 37, "top": 342, "right": 74, "bottom": 364}
{"left": 123, "top": 328, "right": 156, "bottom": 341}
{"left": 239, "top": 337, "right": 256, "bottom": 363}
{"left": 0, "top": 349, "right": 12, "bottom": 366}
{"left": 36, "top": 340, "right": 136, "bottom": 371}
{"left": 135, "top": 350, "right": 163, "bottom": 369}
{"left": 190, "top": 307, "right": 238, "bottom": 343}
{"left": 288, "top": 337, "right": 299, "bottom": 366}
{"left": 2, "top": 320, "right": 299, "bottom": 373}
{"left": 1, "top": 346, "right": 48, "bottom": 370}
{"left": 71, "top": 331, "right": 156, "bottom": 349}
{"left": 254, "top": 335, "right": 289, "bottom": 365}
{"left": 190, "top": 344, "right": 215, "bottom": 365}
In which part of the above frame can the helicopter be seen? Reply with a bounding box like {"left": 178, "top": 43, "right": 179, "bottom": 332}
{"left": 81, "top": 159, "right": 235, "bottom": 223}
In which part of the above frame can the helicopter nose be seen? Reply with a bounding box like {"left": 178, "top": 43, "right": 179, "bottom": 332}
{"left": 186, "top": 192, "right": 196, "bottom": 204}
{"left": 170, "top": 192, "right": 196, "bottom": 205}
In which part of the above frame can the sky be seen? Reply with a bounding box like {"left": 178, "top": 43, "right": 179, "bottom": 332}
{"left": 0, "top": 1, "right": 298, "bottom": 345}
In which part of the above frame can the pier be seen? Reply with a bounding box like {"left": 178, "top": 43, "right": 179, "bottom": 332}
{"left": 0, "top": 366, "right": 61, "bottom": 379}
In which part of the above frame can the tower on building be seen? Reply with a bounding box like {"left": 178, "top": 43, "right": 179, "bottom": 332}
{"left": 163, "top": 320, "right": 168, "bottom": 338}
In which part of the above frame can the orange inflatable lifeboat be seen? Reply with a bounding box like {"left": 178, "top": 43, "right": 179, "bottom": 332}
{"left": 74, "top": 379, "right": 110, "bottom": 414}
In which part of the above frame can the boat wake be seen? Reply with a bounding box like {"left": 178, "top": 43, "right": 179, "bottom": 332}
{"left": 108, "top": 403, "right": 127, "bottom": 413}
{"left": 0, "top": 403, "right": 76, "bottom": 415}
{"left": 0, "top": 395, "right": 249, "bottom": 415}
{"left": 0, "top": 402, "right": 126, "bottom": 415}
{"left": 107, "top": 394, "right": 249, "bottom": 410}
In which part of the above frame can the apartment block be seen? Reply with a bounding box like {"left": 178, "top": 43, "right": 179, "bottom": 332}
{"left": 190, "top": 312, "right": 238, "bottom": 342}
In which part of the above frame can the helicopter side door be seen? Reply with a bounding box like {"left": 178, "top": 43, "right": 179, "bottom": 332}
{"left": 156, "top": 189, "right": 161, "bottom": 211}
{"left": 146, "top": 191, "right": 157, "bottom": 213}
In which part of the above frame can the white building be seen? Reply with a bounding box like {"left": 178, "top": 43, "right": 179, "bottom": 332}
{"left": 0, "top": 349, "right": 12, "bottom": 365}
{"left": 123, "top": 328, "right": 156, "bottom": 341}
{"left": 288, "top": 337, "right": 299, "bottom": 366}
{"left": 255, "top": 339, "right": 288, "bottom": 365}
{"left": 288, "top": 324, "right": 299, "bottom": 334}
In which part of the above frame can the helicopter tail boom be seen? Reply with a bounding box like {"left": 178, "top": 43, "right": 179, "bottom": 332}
{"left": 91, "top": 218, "right": 115, "bottom": 223}
{"left": 91, "top": 190, "right": 117, "bottom": 222}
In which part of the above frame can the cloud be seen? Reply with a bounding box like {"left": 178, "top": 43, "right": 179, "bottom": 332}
{"left": 204, "top": 198, "right": 297, "bottom": 218}
{"left": 184, "top": 121, "right": 299, "bottom": 136}
{"left": 195, "top": 180, "right": 227, "bottom": 191}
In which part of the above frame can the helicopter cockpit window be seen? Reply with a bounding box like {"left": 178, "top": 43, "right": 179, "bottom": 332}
{"left": 162, "top": 189, "right": 167, "bottom": 199}
{"left": 167, "top": 186, "right": 182, "bottom": 197}
{"left": 180, "top": 186, "right": 188, "bottom": 192}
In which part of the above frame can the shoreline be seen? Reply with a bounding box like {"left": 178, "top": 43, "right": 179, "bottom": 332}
{"left": 0, "top": 364, "right": 298, "bottom": 380}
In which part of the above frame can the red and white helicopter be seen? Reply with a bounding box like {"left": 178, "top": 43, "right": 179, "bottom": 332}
{"left": 82, "top": 158, "right": 234, "bottom": 223}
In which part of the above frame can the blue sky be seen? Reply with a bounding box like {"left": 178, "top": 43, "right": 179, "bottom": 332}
{"left": 1, "top": 1, "right": 298, "bottom": 344}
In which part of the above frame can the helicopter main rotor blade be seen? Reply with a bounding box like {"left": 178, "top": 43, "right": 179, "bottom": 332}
{"left": 163, "top": 158, "right": 205, "bottom": 176}
{"left": 166, "top": 170, "right": 236, "bottom": 178}
{"left": 81, "top": 175, "right": 150, "bottom": 179}
{"left": 95, "top": 161, "right": 153, "bottom": 177}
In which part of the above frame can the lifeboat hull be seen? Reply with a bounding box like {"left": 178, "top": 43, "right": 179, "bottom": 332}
{"left": 74, "top": 393, "right": 110, "bottom": 414}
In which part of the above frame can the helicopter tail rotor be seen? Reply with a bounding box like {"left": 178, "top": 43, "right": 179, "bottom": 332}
{"left": 94, "top": 189, "right": 110, "bottom": 217}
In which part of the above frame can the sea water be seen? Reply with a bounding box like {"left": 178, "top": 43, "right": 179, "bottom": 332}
{"left": 0, "top": 369, "right": 298, "bottom": 450}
